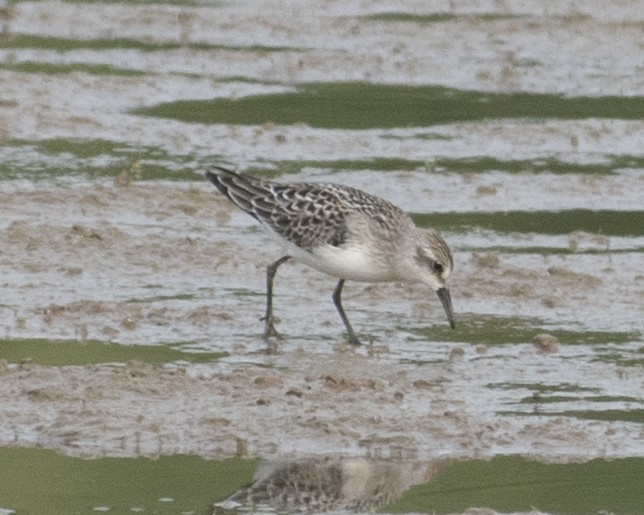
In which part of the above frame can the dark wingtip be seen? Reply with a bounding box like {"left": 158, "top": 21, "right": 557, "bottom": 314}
{"left": 205, "top": 166, "right": 235, "bottom": 183}
{"left": 205, "top": 166, "right": 241, "bottom": 194}
{"left": 204, "top": 168, "right": 232, "bottom": 197}
{"left": 204, "top": 170, "right": 217, "bottom": 184}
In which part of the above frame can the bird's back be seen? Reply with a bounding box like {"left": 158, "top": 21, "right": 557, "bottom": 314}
{"left": 205, "top": 167, "right": 412, "bottom": 251}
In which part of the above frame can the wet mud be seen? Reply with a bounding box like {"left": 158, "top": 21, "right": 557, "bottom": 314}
{"left": 1, "top": 183, "right": 642, "bottom": 466}
{"left": 1, "top": 1, "right": 643, "bottom": 513}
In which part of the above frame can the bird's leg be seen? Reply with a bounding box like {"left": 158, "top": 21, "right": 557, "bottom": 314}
{"left": 332, "top": 279, "right": 361, "bottom": 345}
{"left": 262, "top": 256, "right": 291, "bottom": 340}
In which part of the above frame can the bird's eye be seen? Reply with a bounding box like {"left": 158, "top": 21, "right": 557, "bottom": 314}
{"left": 429, "top": 260, "right": 443, "bottom": 275}
{"left": 415, "top": 247, "right": 446, "bottom": 275}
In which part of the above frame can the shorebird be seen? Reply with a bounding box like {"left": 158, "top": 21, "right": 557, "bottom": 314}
{"left": 213, "top": 457, "right": 439, "bottom": 513}
{"left": 206, "top": 166, "right": 455, "bottom": 345}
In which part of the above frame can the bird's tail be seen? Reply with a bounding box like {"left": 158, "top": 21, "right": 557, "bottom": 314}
{"left": 205, "top": 166, "right": 269, "bottom": 221}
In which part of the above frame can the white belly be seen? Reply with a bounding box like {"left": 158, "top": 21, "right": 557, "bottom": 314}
{"left": 286, "top": 242, "right": 394, "bottom": 282}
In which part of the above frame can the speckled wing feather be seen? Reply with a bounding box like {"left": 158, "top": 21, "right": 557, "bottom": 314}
{"left": 206, "top": 167, "right": 407, "bottom": 250}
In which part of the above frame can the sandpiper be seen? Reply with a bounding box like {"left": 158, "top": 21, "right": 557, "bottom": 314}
{"left": 206, "top": 166, "right": 455, "bottom": 345}
{"left": 213, "top": 457, "right": 436, "bottom": 513}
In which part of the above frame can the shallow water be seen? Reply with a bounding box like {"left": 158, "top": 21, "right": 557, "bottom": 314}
{"left": 2, "top": 448, "right": 643, "bottom": 514}
{"left": 0, "top": 1, "right": 643, "bottom": 514}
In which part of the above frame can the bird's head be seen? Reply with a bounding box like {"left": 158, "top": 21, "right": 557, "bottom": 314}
{"left": 414, "top": 230, "right": 455, "bottom": 329}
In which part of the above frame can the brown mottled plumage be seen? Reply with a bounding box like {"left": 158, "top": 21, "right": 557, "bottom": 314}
{"left": 213, "top": 458, "right": 437, "bottom": 514}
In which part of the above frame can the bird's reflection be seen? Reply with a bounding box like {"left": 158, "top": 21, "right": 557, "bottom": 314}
{"left": 213, "top": 457, "right": 444, "bottom": 513}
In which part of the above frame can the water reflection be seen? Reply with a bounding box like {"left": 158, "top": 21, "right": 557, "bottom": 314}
{"left": 213, "top": 457, "right": 444, "bottom": 513}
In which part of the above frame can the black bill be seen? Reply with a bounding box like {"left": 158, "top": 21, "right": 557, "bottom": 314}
{"left": 436, "top": 287, "right": 456, "bottom": 329}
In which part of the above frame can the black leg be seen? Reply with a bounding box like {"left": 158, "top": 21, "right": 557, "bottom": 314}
{"left": 262, "top": 256, "right": 291, "bottom": 339}
{"left": 332, "top": 279, "right": 361, "bottom": 345}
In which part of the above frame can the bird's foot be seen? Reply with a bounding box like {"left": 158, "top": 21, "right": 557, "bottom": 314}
{"left": 346, "top": 332, "right": 362, "bottom": 346}
{"left": 261, "top": 315, "right": 283, "bottom": 340}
